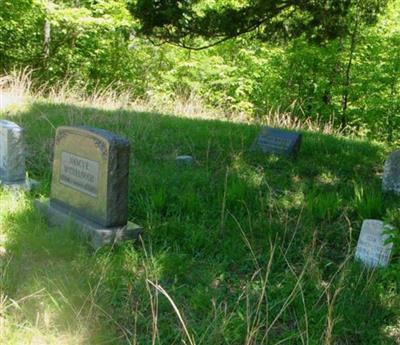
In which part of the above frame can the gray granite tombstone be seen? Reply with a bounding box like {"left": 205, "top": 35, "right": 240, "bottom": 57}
{"left": 0, "top": 119, "right": 36, "bottom": 190}
{"left": 382, "top": 150, "right": 400, "bottom": 194}
{"left": 355, "top": 219, "right": 393, "bottom": 268}
{"left": 35, "top": 126, "right": 142, "bottom": 248}
{"left": 251, "top": 127, "right": 301, "bottom": 157}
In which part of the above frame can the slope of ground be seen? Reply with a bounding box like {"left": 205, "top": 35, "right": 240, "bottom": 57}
{"left": 0, "top": 99, "right": 399, "bottom": 344}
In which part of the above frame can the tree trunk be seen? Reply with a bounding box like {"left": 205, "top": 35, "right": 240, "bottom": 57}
{"left": 43, "top": 1, "right": 51, "bottom": 61}
{"left": 386, "top": 45, "right": 400, "bottom": 141}
{"left": 43, "top": 19, "right": 51, "bottom": 60}
{"left": 341, "top": 21, "right": 359, "bottom": 129}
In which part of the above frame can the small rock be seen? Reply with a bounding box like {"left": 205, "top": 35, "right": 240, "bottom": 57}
{"left": 176, "top": 155, "right": 194, "bottom": 165}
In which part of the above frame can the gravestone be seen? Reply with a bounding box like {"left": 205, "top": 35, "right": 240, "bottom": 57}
{"left": 382, "top": 150, "right": 400, "bottom": 194}
{"left": 35, "top": 126, "right": 142, "bottom": 248}
{"left": 355, "top": 219, "right": 393, "bottom": 268}
{"left": 0, "top": 120, "right": 36, "bottom": 190}
{"left": 251, "top": 127, "right": 301, "bottom": 157}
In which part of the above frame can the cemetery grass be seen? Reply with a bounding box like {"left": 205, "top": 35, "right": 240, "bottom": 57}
{"left": 0, "top": 100, "right": 400, "bottom": 345}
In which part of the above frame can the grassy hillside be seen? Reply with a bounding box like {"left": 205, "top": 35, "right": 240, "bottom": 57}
{"left": 0, "top": 99, "right": 399, "bottom": 344}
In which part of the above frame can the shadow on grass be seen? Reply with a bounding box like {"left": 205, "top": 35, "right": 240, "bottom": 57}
{"left": 0, "top": 100, "right": 398, "bottom": 344}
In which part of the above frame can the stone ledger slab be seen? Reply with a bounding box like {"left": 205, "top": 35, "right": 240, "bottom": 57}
{"left": 382, "top": 150, "right": 400, "bottom": 194}
{"left": 251, "top": 127, "right": 301, "bottom": 157}
{"left": 355, "top": 219, "right": 393, "bottom": 268}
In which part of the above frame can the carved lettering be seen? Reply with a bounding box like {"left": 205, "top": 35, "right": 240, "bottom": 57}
{"left": 60, "top": 152, "right": 99, "bottom": 197}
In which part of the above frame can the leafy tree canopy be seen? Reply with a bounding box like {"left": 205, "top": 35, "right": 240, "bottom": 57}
{"left": 129, "top": 0, "right": 388, "bottom": 49}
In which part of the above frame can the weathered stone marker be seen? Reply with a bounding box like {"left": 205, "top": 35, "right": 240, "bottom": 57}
{"left": 382, "top": 150, "right": 400, "bottom": 194}
{"left": 355, "top": 220, "right": 393, "bottom": 268}
{"left": 251, "top": 127, "right": 301, "bottom": 157}
{"left": 0, "top": 119, "right": 36, "bottom": 190}
{"left": 36, "top": 126, "right": 142, "bottom": 248}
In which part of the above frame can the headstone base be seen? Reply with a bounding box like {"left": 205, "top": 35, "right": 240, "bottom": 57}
{"left": 0, "top": 178, "right": 39, "bottom": 192}
{"left": 35, "top": 198, "right": 143, "bottom": 248}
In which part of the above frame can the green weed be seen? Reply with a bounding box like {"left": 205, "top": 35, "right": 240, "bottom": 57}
{"left": 0, "top": 99, "right": 399, "bottom": 344}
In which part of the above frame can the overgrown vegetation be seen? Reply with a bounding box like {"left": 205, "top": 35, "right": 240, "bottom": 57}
{"left": 1, "top": 0, "right": 399, "bottom": 141}
{"left": 1, "top": 0, "right": 400, "bottom": 344}
{"left": 0, "top": 95, "right": 399, "bottom": 344}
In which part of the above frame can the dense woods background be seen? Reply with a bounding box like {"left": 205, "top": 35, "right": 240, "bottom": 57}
{"left": 1, "top": 2, "right": 400, "bottom": 344}
{"left": 1, "top": 0, "right": 399, "bottom": 141}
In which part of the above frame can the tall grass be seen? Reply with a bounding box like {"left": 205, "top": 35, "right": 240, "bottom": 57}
{"left": 0, "top": 70, "right": 398, "bottom": 344}
{"left": 0, "top": 190, "right": 360, "bottom": 345}
{"left": 0, "top": 70, "right": 344, "bottom": 135}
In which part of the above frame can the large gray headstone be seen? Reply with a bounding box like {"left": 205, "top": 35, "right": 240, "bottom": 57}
{"left": 0, "top": 120, "right": 25, "bottom": 182}
{"left": 251, "top": 127, "right": 301, "bottom": 157}
{"left": 355, "top": 220, "right": 393, "bottom": 268}
{"left": 36, "top": 126, "right": 142, "bottom": 247}
{"left": 50, "top": 126, "right": 130, "bottom": 227}
{"left": 382, "top": 150, "right": 400, "bottom": 194}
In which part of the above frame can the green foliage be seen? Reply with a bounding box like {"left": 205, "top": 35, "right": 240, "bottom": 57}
{"left": 353, "top": 182, "right": 383, "bottom": 219}
{"left": 1, "top": 2, "right": 399, "bottom": 343}
{"left": 0, "top": 0, "right": 46, "bottom": 69}
{"left": 0, "top": 0, "right": 399, "bottom": 141}
{"left": 306, "top": 186, "right": 342, "bottom": 222}
{"left": 130, "top": 0, "right": 388, "bottom": 47}
{"left": 1, "top": 101, "right": 399, "bottom": 344}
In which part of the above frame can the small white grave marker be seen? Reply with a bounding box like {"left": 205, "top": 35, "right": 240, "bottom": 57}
{"left": 355, "top": 220, "right": 394, "bottom": 268}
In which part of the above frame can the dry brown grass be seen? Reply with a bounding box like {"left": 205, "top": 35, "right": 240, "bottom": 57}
{"left": 0, "top": 70, "right": 344, "bottom": 136}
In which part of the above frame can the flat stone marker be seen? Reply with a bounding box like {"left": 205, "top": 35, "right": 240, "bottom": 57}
{"left": 0, "top": 119, "right": 36, "bottom": 190}
{"left": 35, "top": 126, "right": 142, "bottom": 248}
{"left": 382, "top": 150, "right": 400, "bottom": 194}
{"left": 251, "top": 127, "right": 301, "bottom": 157}
{"left": 355, "top": 219, "right": 393, "bottom": 268}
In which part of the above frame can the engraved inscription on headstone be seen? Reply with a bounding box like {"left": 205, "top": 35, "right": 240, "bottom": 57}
{"left": 355, "top": 219, "right": 393, "bottom": 268}
{"left": 382, "top": 150, "right": 400, "bottom": 195}
{"left": 60, "top": 152, "right": 99, "bottom": 197}
{"left": 251, "top": 127, "right": 301, "bottom": 156}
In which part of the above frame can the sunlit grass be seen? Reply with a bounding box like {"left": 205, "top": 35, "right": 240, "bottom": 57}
{"left": 0, "top": 88, "right": 399, "bottom": 344}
